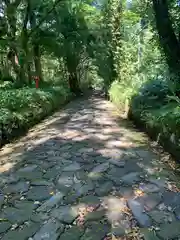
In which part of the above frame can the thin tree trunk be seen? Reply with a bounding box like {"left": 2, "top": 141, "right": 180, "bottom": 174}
{"left": 5, "top": 0, "right": 27, "bottom": 84}
{"left": 29, "top": 8, "right": 43, "bottom": 82}
{"left": 152, "top": 0, "right": 180, "bottom": 75}
{"left": 21, "top": 0, "right": 31, "bottom": 85}
{"left": 33, "top": 44, "right": 43, "bottom": 82}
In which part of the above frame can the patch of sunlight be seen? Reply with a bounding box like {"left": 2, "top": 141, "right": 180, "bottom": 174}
{"left": 95, "top": 133, "right": 110, "bottom": 140}
{"left": 88, "top": 172, "right": 102, "bottom": 180}
{"left": 31, "top": 135, "right": 52, "bottom": 146}
{"left": 134, "top": 189, "right": 144, "bottom": 197}
{"left": 0, "top": 162, "right": 15, "bottom": 173}
{"left": 106, "top": 140, "right": 123, "bottom": 148}
{"left": 62, "top": 130, "right": 82, "bottom": 140}
{"left": 102, "top": 196, "right": 130, "bottom": 222}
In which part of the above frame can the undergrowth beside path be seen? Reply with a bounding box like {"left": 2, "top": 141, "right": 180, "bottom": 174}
{"left": 0, "top": 85, "right": 71, "bottom": 146}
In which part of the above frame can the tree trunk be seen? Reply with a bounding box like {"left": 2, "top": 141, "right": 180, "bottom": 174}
{"left": 152, "top": 0, "right": 180, "bottom": 76}
{"left": 5, "top": 0, "right": 26, "bottom": 84}
{"left": 33, "top": 44, "right": 43, "bottom": 82}
{"left": 29, "top": 8, "right": 43, "bottom": 83}
{"left": 21, "top": 0, "right": 31, "bottom": 85}
{"left": 68, "top": 72, "right": 81, "bottom": 96}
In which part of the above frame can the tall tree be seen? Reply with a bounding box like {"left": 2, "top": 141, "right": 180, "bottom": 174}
{"left": 152, "top": 0, "right": 180, "bottom": 76}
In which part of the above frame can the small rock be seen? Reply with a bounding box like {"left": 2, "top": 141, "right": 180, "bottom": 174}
{"left": 37, "top": 192, "right": 64, "bottom": 212}
{"left": 127, "top": 199, "right": 152, "bottom": 227}
{"left": 51, "top": 206, "right": 78, "bottom": 224}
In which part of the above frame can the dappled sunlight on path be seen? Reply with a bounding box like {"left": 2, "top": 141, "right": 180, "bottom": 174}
{"left": 0, "top": 96, "right": 180, "bottom": 239}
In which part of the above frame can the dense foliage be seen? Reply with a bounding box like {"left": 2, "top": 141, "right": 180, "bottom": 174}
{"left": 1, "top": 0, "right": 180, "bottom": 155}
{"left": 108, "top": 0, "right": 180, "bottom": 158}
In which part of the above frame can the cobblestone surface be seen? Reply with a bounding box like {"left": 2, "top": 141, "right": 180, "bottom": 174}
{"left": 0, "top": 96, "right": 180, "bottom": 239}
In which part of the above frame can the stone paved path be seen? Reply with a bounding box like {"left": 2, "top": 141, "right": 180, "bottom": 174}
{"left": 1, "top": 96, "right": 180, "bottom": 239}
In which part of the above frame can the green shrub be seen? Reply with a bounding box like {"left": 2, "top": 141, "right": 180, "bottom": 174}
{"left": 0, "top": 85, "right": 71, "bottom": 144}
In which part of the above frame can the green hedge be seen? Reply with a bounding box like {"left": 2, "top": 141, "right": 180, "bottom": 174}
{"left": 0, "top": 85, "right": 72, "bottom": 145}
{"left": 109, "top": 79, "right": 180, "bottom": 159}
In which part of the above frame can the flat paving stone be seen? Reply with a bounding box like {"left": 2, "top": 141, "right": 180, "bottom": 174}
{"left": 37, "top": 192, "right": 64, "bottom": 212}
{"left": 149, "top": 210, "right": 176, "bottom": 224}
{"left": 137, "top": 194, "right": 162, "bottom": 212}
{"left": 0, "top": 207, "right": 33, "bottom": 224}
{"left": 81, "top": 221, "right": 110, "bottom": 240}
{"left": 121, "top": 172, "right": 141, "bottom": 185}
{"left": 14, "top": 200, "right": 38, "bottom": 211}
{"left": 26, "top": 186, "right": 53, "bottom": 201}
{"left": 33, "top": 219, "right": 64, "bottom": 240}
{"left": 0, "top": 222, "right": 11, "bottom": 234}
{"left": 139, "top": 183, "right": 160, "bottom": 193}
{"left": 117, "top": 186, "right": 134, "bottom": 198}
{"left": 43, "top": 166, "right": 61, "bottom": 179}
{"left": 0, "top": 193, "right": 4, "bottom": 209}
{"left": 1, "top": 222, "right": 40, "bottom": 240}
{"left": 51, "top": 205, "right": 79, "bottom": 224}
{"left": 31, "top": 179, "right": 52, "bottom": 186}
{"left": 174, "top": 205, "right": 180, "bottom": 220}
{"left": 95, "top": 181, "right": 113, "bottom": 196}
{"left": 157, "top": 221, "right": 180, "bottom": 239}
{"left": 18, "top": 165, "right": 43, "bottom": 180}
{"left": 57, "top": 172, "right": 74, "bottom": 192}
{"left": 63, "top": 162, "right": 81, "bottom": 172}
{"left": 59, "top": 226, "right": 84, "bottom": 240}
{"left": 88, "top": 163, "right": 109, "bottom": 178}
{"left": 128, "top": 199, "right": 152, "bottom": 227}
{"left": 109, "top": 158, "right": 126, "bottom": 168}
{"left": 140, "top": 228, "right": 160, "bottom": 240}
{"left": 163, "top": 191, "right": 180, "bottom": 208}
{"left": 3, "top": 181, "right": 30, "bottom": 194}
{"left": 79, "top": 195, "right": 100, "bottom": 206}
{"left": 85, "top": 209, "right": 106, "bottom": 222}
{"left": 112, "top": 224, "right": 125, "bottom": 237}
